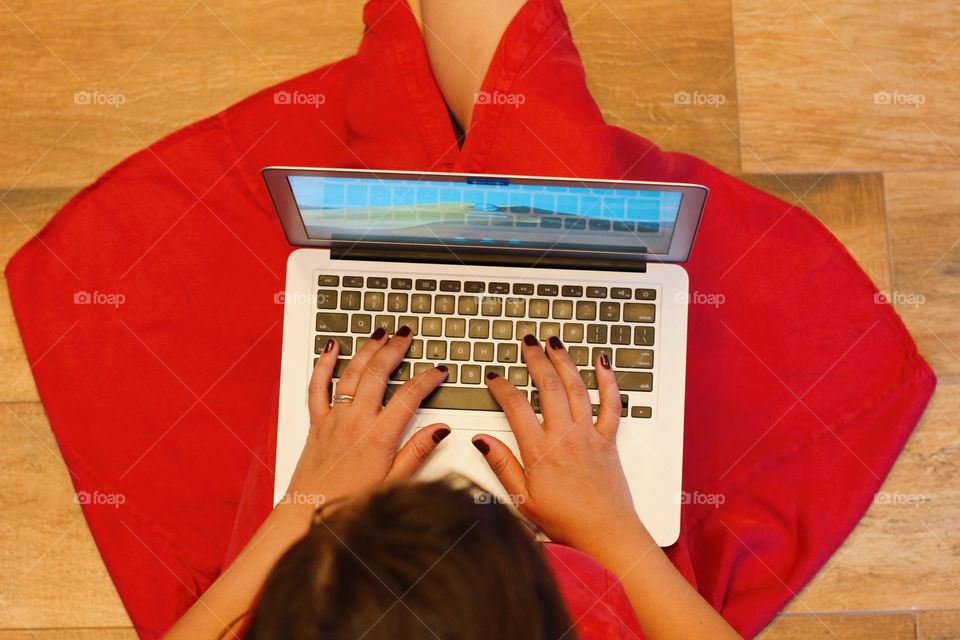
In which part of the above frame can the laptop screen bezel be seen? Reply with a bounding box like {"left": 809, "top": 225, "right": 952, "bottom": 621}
{"left": 262, "top": 166, "right": 708, "bottom": 263}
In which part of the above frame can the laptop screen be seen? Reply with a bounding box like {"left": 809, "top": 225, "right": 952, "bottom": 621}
{"left": 286, "top": 175, "right": 684, "bottom": 255}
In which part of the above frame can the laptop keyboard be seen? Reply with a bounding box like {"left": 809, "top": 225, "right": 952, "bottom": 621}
{"left": 313, "top": 274, "right": 657, "bottom": 419}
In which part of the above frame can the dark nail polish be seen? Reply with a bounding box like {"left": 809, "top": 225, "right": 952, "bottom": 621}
{"left": 436, "top": 364, "right": 449, "bottom": 374}
{"left": 473, "top": 439, "right": 490, "bottom": 455}
{"left": 523, "top": 334, "right": 539, "bottom": 347}
{"left": 396, "top": 325, "right": 411, "bottom": 337}
{"left": 432, "top": 427, "right": 451, "bottom": 443}
{"left": 548, "top": 335, "right": 564, "bottom": 350}
{"left": 486, "top": 371, "right": 499, "bottom": 380}
{"left": 371, "top": 327, "right": 386, "bottom": 340}
{"left": 323, "top": 338, "right": 336, "bottom": 353}
{"left": 600, "top": 353, "right": 611, "bottom": 369}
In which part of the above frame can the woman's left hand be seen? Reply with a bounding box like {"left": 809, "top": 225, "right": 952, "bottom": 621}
{"left": 283, "top": 326, "right": 451, "bottom": 509}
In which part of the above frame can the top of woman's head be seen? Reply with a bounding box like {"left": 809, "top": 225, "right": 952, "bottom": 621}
{"left": 243, "top": 478, "right": 575, "bottom": 640}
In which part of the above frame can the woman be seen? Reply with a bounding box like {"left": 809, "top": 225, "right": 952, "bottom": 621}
{"left": 164, "top": 328, "right": 741, "bottom": 639}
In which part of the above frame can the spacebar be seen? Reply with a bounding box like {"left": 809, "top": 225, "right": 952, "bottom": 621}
{"left": 384, "top": 384, "right": 503, "bottom": 411}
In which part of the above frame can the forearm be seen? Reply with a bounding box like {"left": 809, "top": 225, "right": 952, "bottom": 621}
{"left": 162, "top": 503, "right": 313, "bottom": 640}
{"left": 580, "top": 520, "right": 742, "bottom": 640}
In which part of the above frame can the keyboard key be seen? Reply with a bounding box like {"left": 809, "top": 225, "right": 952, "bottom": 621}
{"left": 351, "top": 314, "right": 373, "bottom": 333}
{"left": 576, "top": 301, "right": 597, "bottom": 320}
{"left": 634, "top": 326, "right": 655, "bottom": 346}
{"left": 635, "top": 288, "right": 657, "bottom": 300}
{"left": 398, "top": 316, "right": 419, "bottom": 334}
{"left": 615, "top": 349, "right": 654, "bottom": 369}
{"left": 481, "top": 297, "right": 503, "bottom": 316}
{"left": 615, "top": 372, "right": 653, "bottom": 391}
{"left": 341, "top": 290, "right": 361, "bottom": 310}
{"left": 464, "top": 281, "right": 485, "bottom": 293}
{"left": 435, "top": 295, "right": 456, "bottom": 314}
{"left": 408, "top": 339, "right": 424, "bottom": 358}
{"left": 586, "top": 324, "right": 608, "bottom": 343}
{"left": 580, "top": 369, "right": 598, "bottom": 389}
{"left": 469, "top": 319, "right": 490, "bottom": 339}
{"left": 356, "top": 337, "right": 369, "bottom": 351}
{"left": 505, "top": 298, "right": 526, "bottom": 317}
{"left": 333, "top": 358, "right": 350, "bottom": 377}
{"left": 316, "top": 290, "right": 338, "bottom": 309}
{"left": 391, "top": 278, "right": 412, "bottom": 290}
{"left": 318, "top": 274, "right": 339, "bottom": 286}
{"left": 484, "top": 365, "right": 505, "bottom": 379}
{"left": 620, "top": 394, "right": 629, "bottom": 418}
{"left": 529, "top": 299, "right": 550, "bottom": 318}
{"left": 390, "top": 362, "right": 411, "bottom": 381}
{"left": 537, "top": 284, "right": 559, "bottom": 296}
{"left": 413, "top": 362, "right": 435, "bottom": 377}
{"left": 445, "top": 317, "right": 466, "bottom": 338}
{"left": 552, "top": 300, "right": 573, "bottom": 319}
{"left": 563, "top": 323, "right": 584, "bottom": 343}
{"left": 439, "top": 280, "right": 461, "bottom": 292}
{"left": 569, "top": 346, "right": 589, "bottom": 365}
{"left": 592, "top": 346, "right": 613, "bottom": 365}
{"left": 367, "top": 277, "right": 387, "bottom": 289}
{"left": 492, "top": 320, "right": 513, "bottom": 340}
{"left": 531, "top": 391, "right": 541, "bottom": 412}
{"left": 374, "top": 315, "right": 395, "bottom": 334}
{"left": 513, "top": 282, "right": 535, "bottom": 295}
{"left": 497, "top": 343, "right": 519, "bottom": 363}
{"left": 611, "top": 287, "right": 632, "bottom": 299}
{"left": 474, "top": 342, "right": 495, "bottom": 362}
{"left": 588, "top": 219, "right": 611, "bottom": 231}
{"left": 489, "top": 282, "right": 510, "bottom": 294}
{"left": 384, "top": 384, "right": 501, "bottom": 410}
{"left": 458, "top": 295, "right": 479, "bottom": 315}
{"left": 450, "top": 341, "right": 471, "bottom": 360}
{"left": 600, "top": 302, "right": 620, "bottom": 322}
{"left": 342, "top": 276, "right": 364, "bottom": 288}
{"left": 315, "top": 334, "right": 352, "bottom": 355}
{"left": 440, "top": 363, "right": 458, "bottom": 383}
{"left": 586, "top": 286, "right": 607, "bottom": 298}
{"left": 562, "top": 285, "right": 583, "bottom": 297}
{"left": 387, "top": 292, "right": 408, "bottom": 313}
{"left": 363, "top": 292, "right": 384, "bottom": 311}
{"left": 316, "top": 313, "right": 348, "bottom": 333}
{"left": 539, "top": 322, "right": 561, "bottom": 340}
{"left": 624, "top": 303, "right": 656, "bottom": 323}
{"left": 610, "top": 325, "right": 632, "bottom": 345}
{"left": 516, "top": 321, "right": 537, "bottom": 339}
{"left": 411, "top": 294, "right": 432, "bottom": 314}
{"left": 426, "top": 340, "right": 447, "bottom": 359}
{"left": 631, "top": 406, "right": 653, "bottom": 418}
{"left": 461, "top": 365, "right": 482, "bottom": 384}
{"left": 508, "top": 366, "right": 528, "bottom": 386}
{"left": 415, "top": 279, "right": 437, "bottom": 291}
{"left": 422, "top": 317, "right": 442, "bottom": 336}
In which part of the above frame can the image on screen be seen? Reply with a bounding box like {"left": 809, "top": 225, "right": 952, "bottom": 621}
{"left": 287, "top": 175, "right": 683, "bottom": 255}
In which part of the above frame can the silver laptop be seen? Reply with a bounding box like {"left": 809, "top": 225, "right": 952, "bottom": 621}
{"left": 263, "top": 167, "right": 707, "bottom": 546}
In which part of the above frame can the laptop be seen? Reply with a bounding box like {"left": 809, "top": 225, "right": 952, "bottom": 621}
{"left": 263, "top": 167, "right": 707, "bottom": 546}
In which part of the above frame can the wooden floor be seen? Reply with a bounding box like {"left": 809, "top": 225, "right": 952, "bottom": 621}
{"left": 1, "top": 0, "right": 958, "bottom": 637}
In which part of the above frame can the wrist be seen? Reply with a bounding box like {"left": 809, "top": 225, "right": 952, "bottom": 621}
{"left": 574, "top": 516, "right": 662, "bottom": 577}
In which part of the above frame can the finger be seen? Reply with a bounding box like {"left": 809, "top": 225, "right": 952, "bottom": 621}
{"left": 594, "top": 351, "right": 621, "bottom": 439}
{"left": 354, "top": 325, "right": 416, "bottom": 406}
{"left": 472, "top": 435, "right": 529, "bottom": 506}
{"left": 387, "top": 423, "right": 451, "bottom": 479}
{"left": 484, "top": 370, "right": 543, "bottom": 453}
{"left": 380, "top": 364, "right": 449, "bottom": 432}
{"left": 308, "top": 337, "right": 340, "bottom": 418}
{"left": 544, "top": 336, "right": 592, "bottom": 424}
{"left": 520, "top": 334, "right": 572, "bottom": 426}
{"left": 333, "top": 326, "right": 389, "bottom": 398}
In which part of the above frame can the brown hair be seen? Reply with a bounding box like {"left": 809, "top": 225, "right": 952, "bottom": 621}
{"left": 243, "top": 478, "right": 576, "bottom": 640}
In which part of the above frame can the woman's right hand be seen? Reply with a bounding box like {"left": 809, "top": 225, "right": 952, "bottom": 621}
{"left": 474, "top": 334, "right": 649, "bottom": 553}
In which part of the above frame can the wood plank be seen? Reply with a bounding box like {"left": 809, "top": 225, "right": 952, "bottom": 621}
{"left": 782, "top": 384, "right": 960, "bottom": 612}
{"left": 885, "top": 171, "right": 960, "bottom": 381}
{"left": 0, "top": 631, "right": 136, "bottom": 640}
{"left": 757, "top": 612, "right": 916, "bottom": 639}
{"left": 567, "top": 0, "right": 740, "bottom": 173}
{"left": 917, "top": 609, "right": 960, "bottom": 639}
{"left": 733, "top": 0, "right": 960, "bottom": 173}
{"left": 0, "top": 0, "right": 363, "bottom": 189}
{"left": 740, "top": 173, "right": 891, "bottom": 292}
{"left": 0, "top": 403, "right": 130, "bottom": 628}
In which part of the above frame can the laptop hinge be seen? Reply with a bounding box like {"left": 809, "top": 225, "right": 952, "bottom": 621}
{"left": 330, "top": 246, "right": 647, "bottom": 273}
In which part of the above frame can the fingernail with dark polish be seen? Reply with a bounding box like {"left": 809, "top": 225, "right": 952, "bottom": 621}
{"left": 523, "top": 334, "right": 539, "bottom": 347}
{"left": 436, "top": 364, "right": 449, "bottom": 374}
{"left": 548, "top": 335, "right": 564, "bottom": 350}
{"left": 371, "top": 327, "right": 386, "bottom": 340}
{"left": 600, "top": 353, "right": 611, "bottom": 369}
{"left": 324, "top": 338, "right": 336, "bottom": 353}
{"left": 432, "top": 427, "right": 451, "bottom": 443}
{"left": 486, "top": 371, "right": 499, "bottom": 380}
{"left": 473, "top": 439, "right": 490, "bottom": 455}
{"left": 396, "top": 325, "right": 411, "bottom": 337}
